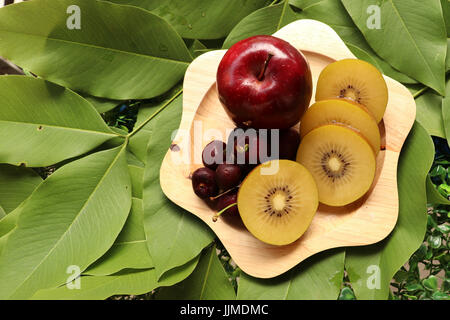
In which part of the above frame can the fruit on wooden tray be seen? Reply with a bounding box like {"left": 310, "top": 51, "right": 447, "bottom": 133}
{"left": 296, "top": 125, "right": 376, "bottom": 206}
{"left": 217, "top": 35, "right": 312, "bottom": 129}
{"left": 237, "top": 160, "right": 318, "bottom": 246}
{"left": 215, "top": 164, "right": 242, "bottom": 191}
{"left": 213, "top": 190, "right": 239, "bottom": 222}
{"left": 202, "top": 140, "right": 227, "bottom": 170}
{"left": 192, "top": 167, "right": 218, "bottom": 199}
{"left": 276, "top": 128, "right": 301, "bottom": 160}
{"left": 300, "top": 98, "right": 381, "bottom": 154}
{"left": 315, "top": 59, "right": 388, "bottom": 123}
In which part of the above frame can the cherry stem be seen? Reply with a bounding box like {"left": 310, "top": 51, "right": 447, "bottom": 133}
{"left": 257, "top": 53, "right": 274, "bottom": 81}
{"left": 209, "top": 185, "right": 240, "bottom": 201}
{"left": 212, "top": 203, "right": 237, "bottom": 222}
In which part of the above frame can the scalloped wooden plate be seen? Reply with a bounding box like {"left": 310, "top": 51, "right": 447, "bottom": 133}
{"left": 160, "top": 20, "right": 416, "bottom": 279}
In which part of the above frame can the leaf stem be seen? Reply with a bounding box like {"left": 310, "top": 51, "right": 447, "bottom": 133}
{"left": 127, "top": 89, "right": 183, "bottom": 139}
{"left": 413, "top": 86, "right": 429, "bottom": 99}
{"left": 269, "top": 0, "right": 279, "bottom": 6}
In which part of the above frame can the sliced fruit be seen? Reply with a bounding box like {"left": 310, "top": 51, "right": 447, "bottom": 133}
{"left": 300, "top": 98, "right": 381, "bottom": 154}
{"left": 315, "top": 59, "right": 388, "bottom": 123}
{"left": 296, "top": 125, "right": 376, "bottom": 206}
{"left": 237, "top": 160, "right": 318, "bottom": 246}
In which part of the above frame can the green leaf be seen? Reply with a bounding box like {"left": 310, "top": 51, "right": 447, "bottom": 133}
{"left": 0, "top": 208, "right": 20, "bottom": 239}
{"left": 405, "top": 283, "right": 424, "bottom": 292}
{"left": 156, "top": 245, "right": 236, "bottom": 300}
{"left": 426, "top": 175, "right": 450, "bottom": 205}
{"left": 141, "top": 93, "right": 214, "bottom": 280}
{"left": 0, "top": 164, "right": 42, "bottom": 214}
{"left": 0, "top": 206, "right": 5, "bottom": 220}
{"left": 128, "top": 158, "right": 144, "bottom": 199}
{"left": 186, "top": 39, "right": 209, "bottom": 59}
{"left": 342, "top": 0, "right": 447, "bottom": 95}
{"left": 82, "top": 94, "right": 121, "bottom": 114}
{"left": 31, "top": 256, "right": 200, "bottom": 300}
{"left": 128, "top": 88, "right": 182, "bottom": 164}
{"left": 442, "top": 0, "right": 450, "bottom": 36}
{"left": 0, "top": 0, "right": 191, "bottom": 100}
{"left": 223, "top": 1, "right": 298, "bottom": 48}
{"left": 0, "top": 76, "right": 118, "bottom": 167}
{"left": 422, "top": 275, "right": 438, "bottom": 291}
{"left": 84, "top": 198, "right": 153, "bottom": 276}
{"left": 110, "top": 0, "right": 270, "bottom": 40}
{"left": 345, "top": 122, "right": 434, "bottom": 300}
{"left": 427, "top": 235, "right": 442, "bottom": 249}
{"left": 415, "top": 90, "right": 446, "bottom": 138}
{"left": 437, "top": 223, "right": 450, "bottom": 233}
{"left": 338, "top": 287, "right": 356, "bottom": 300}
{"left": 446, "top": 39, "right": 450, "bottom": 72}
{"left": 0, "top": 145, "right": 132, "bottom": 299}
{"left": 289, "top": 0, "right": 416, "bottom": 84}
{"left": 442, "top": 78, "right": 450, "bottom": 146}
{"left": 432, "top": 291, "right": 450, "bottom": 300}
{"left": 237, "top": 249, "right": 345, "bottom": 300}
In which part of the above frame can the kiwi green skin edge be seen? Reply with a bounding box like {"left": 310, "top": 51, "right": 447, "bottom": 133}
{"left": 296, "top": 124, "right": 377, "bottom": 207}
{"left": 237, "top": 159, "right": 319, "bottom": 246}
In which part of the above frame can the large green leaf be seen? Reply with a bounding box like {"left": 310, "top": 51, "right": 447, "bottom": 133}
{"left": 110, "top": 0, "right": 270, "bottom": 40}
{"left": 223, "top": 1, "right": 298, "bottom": 48}
{"left": 446, "top": 39, "right": 450, "bottom": 72}
{"left": 237, "top": 249, "right": 345, "bottom": 300}
{"left": 0, "top": 206, "right": 4, "bottom": 219}
{"left": 84, "top": 198, "right": 153, "bottom": 276}
{"left": 0, "top": 208, "right": 19, "bottom": 239}
{"left": 142, "top": 94, "right": 214, "bottom": 280}
{"left": 0, "top": 76, "right": 118, "bottom": 167}
{"left": 128, "top": 88, "right": 183, "bottom": 164}
{"left": 345, "top": 122, "right": 434, "bottom": 300}
{"left": 442, "top": 0, "right": 450, "bottom": 36}
{"left": 0, "top": 0, "right": 192, "bottom": 100}
{"left": 0, "top": 164, "right": 42, "bottom": 214}
{"left": 289, "top": 0, "right": 416, "bottom": 84}
{"left": 31, "top": 256, "right": 200, "bottom": 300}
{"left": 426, "top": 175, "right": 450, "bottom": 205}
{"left": 156, "top": 245, "right": 236, "bottom": 300}
{"left": 415, "top": 91, "right": 446, "bottom": 138}
{"left": 342, "top": 0, "right": 447, "bottom": 95}
{"left": 82, "top": 95, "right": 121, "bottom": 114}
{"left": 0, "top": 145, "right": 132, "bottom": 299}
{"left": 442, "top": 78, "right": 450, "bottom": 146}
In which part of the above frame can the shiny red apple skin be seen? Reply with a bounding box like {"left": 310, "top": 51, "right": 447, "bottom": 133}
{"left": 217, "top": 35, "right": 312, "bottom": 129}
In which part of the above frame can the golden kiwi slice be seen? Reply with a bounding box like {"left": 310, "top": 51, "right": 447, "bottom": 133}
{"left": 315, "top": 59, "right": 388, "bottom": 123}
{"left": 296, "top": 125, "right": 376, "bottom": 206}
{"left": 237, "top": 160, "right": 318, "bottom": 246}
{"left": 300, "top": 98, "right": 381, "bottom": 154}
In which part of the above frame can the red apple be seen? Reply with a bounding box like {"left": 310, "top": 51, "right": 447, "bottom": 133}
{"left": 217, "top": 35, "right": 312, "bottom": 129}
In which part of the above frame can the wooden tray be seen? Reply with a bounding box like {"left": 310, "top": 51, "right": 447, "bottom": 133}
{"left": 160, "top": 20, "right": 416, "bottom": 278}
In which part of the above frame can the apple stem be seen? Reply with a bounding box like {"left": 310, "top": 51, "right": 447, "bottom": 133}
{"left": 257, "top": 53, "right": 274, "bottom": 81}
{"left": 212, "top": 203, "right": 237, "bottom": 222}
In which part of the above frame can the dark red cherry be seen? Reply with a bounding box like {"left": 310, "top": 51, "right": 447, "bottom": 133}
{"left": 232, "top": 129, "right": 268, "bottom": 165}
{"left": 213, "top": 190, "right": 239, "bottom": 222}
{"left": 192, "top": 167, "right": 218, "bottom": 198}
{"left": 215, "top": 164, "right": 242, "bottom": 191}
{"left": 202, "top": 140, "right": 227, "bottom": 170}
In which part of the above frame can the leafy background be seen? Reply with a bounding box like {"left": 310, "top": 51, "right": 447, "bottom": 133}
{"left": 0, "top": 0, "right": 448, "bottom": 300}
